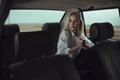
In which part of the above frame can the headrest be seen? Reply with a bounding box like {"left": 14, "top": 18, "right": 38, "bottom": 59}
{"left": 42, "top": 23, "right": 61, "bottom": 52}
{"left": 90, "top": 22, "right": 114, "bottom": 44}
{"left": 14, "top": 31, "right": 54, "bottom": 60}
{"left": 4, "top": 24, "right": 20, "bottom": 38}
{"left": 42, "top": 23, "right": 61, "bottom": 33}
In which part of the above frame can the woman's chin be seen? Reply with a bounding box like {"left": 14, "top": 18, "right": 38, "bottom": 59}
{"left": 70, "top": 28, "right": 75, "bottom": 31}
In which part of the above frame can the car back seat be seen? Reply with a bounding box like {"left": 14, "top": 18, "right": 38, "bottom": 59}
{"left": 14, "top": 31, "right": 55, "bottom": 61}
{"left": 42, "top": 23, "right": 61, "bottom": 53}
{"left": 2, "top": 24, "right": 20, "bottom": 65}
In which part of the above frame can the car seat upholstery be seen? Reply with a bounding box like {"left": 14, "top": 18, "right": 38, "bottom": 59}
{"left": 90, "top": 22, "right": 114, "bottom": 44}
{"left": 2, "top": 24, "right": 20, "bottom": 65}
{"left": 9, "top": 55, "right": 82, "bottom": 80}
{"left": 42, "top": 23, "right": 61, "bottom": 53}
{"left": 14, "top": 31, "right": 55, "bottom": 61}
{"left": 84, "top": 22, "right": 120, "bottom": 80}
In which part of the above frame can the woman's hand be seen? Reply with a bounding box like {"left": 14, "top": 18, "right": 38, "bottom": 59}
{"left": 76, "top": 38, "right": 83, "bottom": 48}
{"left": 82, "top": 40, "right": 91, "bottom": 48}
{"left": 68, "top": 38, "right": 83, "bottom": 54}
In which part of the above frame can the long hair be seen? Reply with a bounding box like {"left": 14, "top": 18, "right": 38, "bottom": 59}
{"left": 64, "top": 12, "right": 83, "bottom": 37}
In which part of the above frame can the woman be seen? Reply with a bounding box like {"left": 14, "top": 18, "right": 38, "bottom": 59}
{"left": 56, "top": 12, "right": 94, "bottom": 60}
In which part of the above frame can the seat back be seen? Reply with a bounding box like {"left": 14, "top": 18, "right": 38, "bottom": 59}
{"left": 10, "top": 55, "right": 81, "bottom": 80}
{"left": 42, "top": 23, "right": 61, "bottom": 53}
{"left": 2, "top": 24, "right": 20, "bottom": 64}
{"left": 90, "top": 22, "right": 114, "bottom": 44}
{"left": 85, "top": 22, "right": 120, "bottom": 80}
{"left": 14, "top": 31, "right": 55, "bottom": 61}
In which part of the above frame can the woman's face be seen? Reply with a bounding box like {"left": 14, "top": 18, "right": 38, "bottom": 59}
{"left": 69, "top": 14, "right": 80, "bottom": 31}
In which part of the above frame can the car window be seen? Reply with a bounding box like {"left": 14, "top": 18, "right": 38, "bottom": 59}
{"left": 83, "top": 8, "right": 120, "bottom": 40}
{"left": 5, "top": 10, "right": 65, "bottom": 32}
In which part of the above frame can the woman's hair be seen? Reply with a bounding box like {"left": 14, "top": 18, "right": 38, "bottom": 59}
{"left": 64, "top": 12, "right": 83, "bottom": 34}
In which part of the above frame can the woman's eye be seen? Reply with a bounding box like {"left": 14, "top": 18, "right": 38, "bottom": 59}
{"left": 69, "top": 19, "right": 79, "bottom": 23}
{"left": 75, "top": 20, "right": 78, "bottom": 23}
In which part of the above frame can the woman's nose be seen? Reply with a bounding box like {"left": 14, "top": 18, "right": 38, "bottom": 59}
{"left": 71, "top": 21, "right": 75, "bottom": 25}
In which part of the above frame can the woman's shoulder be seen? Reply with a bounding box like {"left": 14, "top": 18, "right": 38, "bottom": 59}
{"left": 59, "top": 30, "right": 72, "bottom": 40}
{"left": 60, "top": 30, "right": 69, "bottom": 36}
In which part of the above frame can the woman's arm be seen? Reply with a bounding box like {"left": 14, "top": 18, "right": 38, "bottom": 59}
{"left": 69, "top": 38, "right": 83, "bottom": 54}
{"left": 56, "top": 31, "right": 83, "bottom": 58}
{"left": 81, "top": 33, "right": 94, "bottom": 48}
{"left": 56, "top": 31, "right": 70, "bottom": 55}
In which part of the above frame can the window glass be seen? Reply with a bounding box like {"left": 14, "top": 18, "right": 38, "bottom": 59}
{"left": 5, "top": 10, "right": 65, "bottom": 32}
{"left": 83, "top": 8, "right": 120, "bottom": 40}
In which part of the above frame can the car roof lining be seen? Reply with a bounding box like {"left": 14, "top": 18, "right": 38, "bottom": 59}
{"left": 11, "top": 0, "right": 120, "bottom": 10}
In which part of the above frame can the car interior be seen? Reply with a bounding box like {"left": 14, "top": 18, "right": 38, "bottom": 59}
{"left": 0, "top": 0, "right": 120, "bottom": 80}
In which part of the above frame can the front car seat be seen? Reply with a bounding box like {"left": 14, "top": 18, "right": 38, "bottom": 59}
{"left": 84, "top": 22, "right": 120, "bottom": 80}
{"left": 9, "top": 55, "right": 82, "bottom": 80}
{"left": 90, "top": 22, "right": 114, "bottom": 44}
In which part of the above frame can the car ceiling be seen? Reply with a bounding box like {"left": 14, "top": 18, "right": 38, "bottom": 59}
{"left": 11, "top": 0, "right": 120, "bottom": 10}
